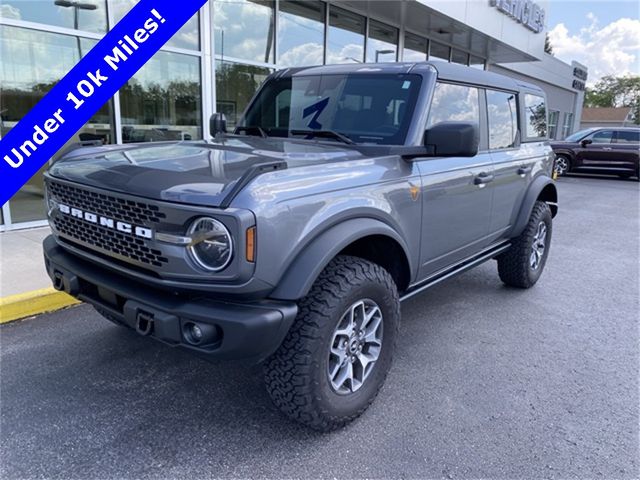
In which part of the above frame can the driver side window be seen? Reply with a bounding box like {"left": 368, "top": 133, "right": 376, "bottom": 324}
{"left": 587, "top": 130, "right": 614, "bottom": 144}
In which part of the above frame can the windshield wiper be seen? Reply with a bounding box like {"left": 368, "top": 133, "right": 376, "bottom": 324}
{"left": 235, "top": 125, "right": 268, "bottom": 138}
{"left": 290, "top": 129, "right": 355, "bottom": 145}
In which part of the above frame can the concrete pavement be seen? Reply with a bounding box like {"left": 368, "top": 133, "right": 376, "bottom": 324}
{"left": 1, "top": 175, "right": 638, "bottom": 479}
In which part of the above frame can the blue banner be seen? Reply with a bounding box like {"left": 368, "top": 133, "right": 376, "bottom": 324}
{"left": 0, "top": 0, "right": 208, "bottom": 207}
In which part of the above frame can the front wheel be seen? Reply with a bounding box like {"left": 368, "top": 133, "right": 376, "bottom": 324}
{"left": 497, "top": 201, "right": 553, "bottom": 288}
{"left": 264, "top": 256, "right": 400, "bottom": 431}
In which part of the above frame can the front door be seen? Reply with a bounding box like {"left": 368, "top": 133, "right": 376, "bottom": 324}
{"left": 416, "top": 82, "right": 494, "bottom": 279}
{"left": 575, "top": 129, "right": 616, "bottom": 167}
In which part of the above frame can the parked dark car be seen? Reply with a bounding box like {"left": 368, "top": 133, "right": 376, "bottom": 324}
{"left": 551, "top": 127, "right": 640, "bottom": 180}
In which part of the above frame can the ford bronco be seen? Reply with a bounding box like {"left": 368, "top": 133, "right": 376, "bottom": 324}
{"left": 43, "top": 62, "right": 558, "bottom": 431}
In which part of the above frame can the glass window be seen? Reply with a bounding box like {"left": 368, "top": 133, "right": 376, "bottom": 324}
{"left": 429, "top": 41, "right": 450, "bottom": 62}
{"left": 403, "top": 33, "right": 428, "bottom": 62}
{"left": 120, "top": 51, "right": 202, "bottom": 143}
{"left": 587, "top": 130, "right": 614, "bottom": 144}
{"left": 278, "top": 1, "right": 324, "bottom": 67}
{"left": 0, "top": 0, "right": 106, "bottom": 33}
{"left": 214, "top": 0, "right": 274, "bottom": 63}
{"left": 565, "top": 128, "right": 595, "bottom": 142}
{"left": 487, "top": 90, "right": 518, "bottom": 149}
{"left": 366, "top": 20, "right": 397, "bottom": 63}
{"left": 216, "top": 61, "right": 272, "bottom": 128}
{"left": 469, "top": 55, "right": 485, "bottom": 69}
{"left": 427, "top": 83, "right": 480, "bottom": 127}
{"left": 561, "top": 112, "right": 574, "bottom": 138}
{"left": 0, "top": 26, "right": 115, "bottom": 224}
{"left": 615, "top": 130, "right": 640, "bottom": 143}
{"left": 112, "top": 0, "right": 200, "bottom": 50}
{"left": 451, "top": 49, "right": 468, "bottom": 65}
{"left": 327, "top": 6, "right": 365, "bottom": 64}
{"left": 548, "top": 110, "right": 559, "bottom": 139}
{"left": 242, "top": 73, "right": 422, "bottom": 145}
{"left": 523, "top": 94, "right": 547, "bottom": 139}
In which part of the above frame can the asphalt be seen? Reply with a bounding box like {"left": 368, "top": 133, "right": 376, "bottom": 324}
{"left": 1, "top": 175, "right": 638, "bottom": 479}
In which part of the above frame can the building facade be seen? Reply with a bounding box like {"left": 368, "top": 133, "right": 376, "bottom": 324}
{"left": 0, "top": 0, "right": 585, "bottom": 230}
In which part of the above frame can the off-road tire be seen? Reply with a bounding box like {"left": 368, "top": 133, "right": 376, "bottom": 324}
{"left": 497, "top": 201, "right": 552, "bottom": 288}
{"left": 264, "top": 255, "right": 400, "bottom": 431}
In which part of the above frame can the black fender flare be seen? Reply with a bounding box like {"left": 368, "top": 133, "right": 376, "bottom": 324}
{"left": 269, "top": 218, "right": 412, "bottom": 301}
{"left": 510, "top": 175, "right": 558, "bottom": 238}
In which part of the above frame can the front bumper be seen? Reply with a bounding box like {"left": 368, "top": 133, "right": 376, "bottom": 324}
{"left": 43, "top": 235, "right": 297, "bottom": 363}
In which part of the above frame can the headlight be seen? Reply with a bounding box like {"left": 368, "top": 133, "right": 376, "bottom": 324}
{"left": 187, "top": 217, "right": 233, "bottom": 272}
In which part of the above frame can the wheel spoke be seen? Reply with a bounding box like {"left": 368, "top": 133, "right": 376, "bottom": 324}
{"left": 333, "top": 360, "right": 353, "bottom": 391}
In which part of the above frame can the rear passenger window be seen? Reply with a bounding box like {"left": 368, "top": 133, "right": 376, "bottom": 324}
{"left": 487, "top": 90, "right": 518, "bottom": 149}
{"left": 523, "top": 94, "right": 547, "bottom": 139}
{"left": 427, "top": 83, "right": 480, "bottom": 128}
{"left": 615, "top": 130, "right": 640, "bottom": 143}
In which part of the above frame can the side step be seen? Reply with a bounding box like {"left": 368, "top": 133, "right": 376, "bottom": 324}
{"left": 400, "top": 241, "right": 511, "bottom": 302}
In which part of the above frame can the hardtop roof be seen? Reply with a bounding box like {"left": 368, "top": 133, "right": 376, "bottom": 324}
{"left": 279, "top": 61, "right": 545, "bottom": 96}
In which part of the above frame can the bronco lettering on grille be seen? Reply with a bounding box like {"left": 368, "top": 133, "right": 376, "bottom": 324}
{"left": 57, "top": 203, "right": 153, "bottom": 239}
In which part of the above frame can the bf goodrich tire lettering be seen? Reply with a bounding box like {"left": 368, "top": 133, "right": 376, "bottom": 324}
{"left": 263, "top": 256, "right": 400, "bottom": 431}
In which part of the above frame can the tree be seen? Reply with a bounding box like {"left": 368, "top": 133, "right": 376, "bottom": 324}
{"left": 544, "top": 33, "right": 553, "bottom": 55}
{"left": 585, "top": 75, "right": 640, "bottom": 124}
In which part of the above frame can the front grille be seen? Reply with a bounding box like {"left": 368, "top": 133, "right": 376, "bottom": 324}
{"left": 48, "top": 181, "right": 166, "bottom": 225}
{"left": 48, "top": 181, "right": 169, "bottom": 268}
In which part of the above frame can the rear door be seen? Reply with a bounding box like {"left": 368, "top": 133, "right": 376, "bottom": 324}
{"left": 487, "top": 90, "right": 539, "bottom": 238}
{"left": 612, "top": 130, "right": 640, "bottom": 173}
{"left": 416, "top": 82, "right": 494, "bottom": 278}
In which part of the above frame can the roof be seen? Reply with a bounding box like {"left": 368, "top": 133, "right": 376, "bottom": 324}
{"left": 282, "top": 61, "right": 544, "bottom": 96}
{"left": 581, "top": 107, "right": 632, "bottom": 123}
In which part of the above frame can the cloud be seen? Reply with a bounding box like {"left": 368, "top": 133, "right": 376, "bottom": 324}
{"left": 548, "top": 14, "right": 640, "bottom": 85}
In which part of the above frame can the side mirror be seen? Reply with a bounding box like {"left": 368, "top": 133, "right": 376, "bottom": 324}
{"left": 580, "top": 138, "right": 592, "bottom": 147}
{"left": 209, "top": 113, "right": 227, "bottom": 137}
{"left": 424, "top": 121, "right": 479, "bottom": 157}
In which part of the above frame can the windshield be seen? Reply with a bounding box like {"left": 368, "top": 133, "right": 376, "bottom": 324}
{"left": 241, "top": 73, "right": 422, "bottom": 145}
{"left": 564, "top": 128, "right": 595, "bottom": 142}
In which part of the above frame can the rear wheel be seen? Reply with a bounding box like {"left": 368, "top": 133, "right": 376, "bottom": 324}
{"left": 497, "top": 201, "right": 552, "bottom": 288}
{"left": 554, "top": 155, "right": 570, "bottom": 176}
{"left": 264, "top": 255, "right": 400, "bottom": 431}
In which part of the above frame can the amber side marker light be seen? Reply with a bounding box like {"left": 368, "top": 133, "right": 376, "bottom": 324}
{"left": 246, "top": 226, "right": 256, "bottom": 263}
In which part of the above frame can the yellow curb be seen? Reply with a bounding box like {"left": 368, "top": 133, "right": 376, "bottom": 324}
{"left": 0, "top": 288, "right": 81, "bottom": 324}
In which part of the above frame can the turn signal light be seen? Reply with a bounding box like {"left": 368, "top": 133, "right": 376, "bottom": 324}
{"left": 246, "top": 226, "right": 256, "bottom": 263}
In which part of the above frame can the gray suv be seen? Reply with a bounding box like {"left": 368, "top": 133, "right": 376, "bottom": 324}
{"left": 43, "top": 62, "right": 558, "bottom": 431}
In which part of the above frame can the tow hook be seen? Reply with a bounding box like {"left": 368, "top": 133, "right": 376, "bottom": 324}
{"left": 52, "top": 271, "right": 65, "bottom": 291}
{"left": 136, "top": 312, "right": 154, "bottom": 336}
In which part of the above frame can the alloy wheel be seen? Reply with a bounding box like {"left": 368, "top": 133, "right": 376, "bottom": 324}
{"left": 530, "top": 221, "right": 547, "bottom": 270}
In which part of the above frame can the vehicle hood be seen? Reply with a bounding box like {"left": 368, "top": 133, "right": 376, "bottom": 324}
{"left": 48, "top": 137, "right": 368, "bottom": 207}
{"left": 549, "top": 141, "right": 577, "bottom": 148}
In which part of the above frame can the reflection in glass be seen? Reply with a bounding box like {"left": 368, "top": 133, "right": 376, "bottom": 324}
{"left": 120, "top": 51, "right": 202, "bottom": 142}
{"left": 327, "top": 6, "right": 365, "bottom": 64}
{"left": 112, "top": 0, "right": 200, "bottom": 50}
{"left": 366, "top": 20, "right": 397, "bottom": 63}
{"left": 216, "top": 61, "right": 272, "bottom": 128}
{"left": 487, "top": 90, "right": 517, "bottom": 149}
{"left": 548, "top": 110, "right": 559, "bottom": 139}
{"left": 451, "top": 49, "right": 469, "bottom": 65}
{"left": 427, "top": 83, "right": 479, "bottom": 127}
{"left": 524, "top": 94, "right": 547, "bottom": 138}
{"left": 278, "top": 0, "right": 324, "bottom": 67}
{"left": 214, "top": 0, "right": 275, "bottom": 63}
{"left": 0, "top": 0, "right": 106, "bottom": 33}
{"left": 0, "top": 26, "right": 114, "bottom": 223}
{"left": 403, "top": 33, "right": 428, "bottom": 62}
{"left": 429, "top": 41, "right": 450, "bottom": 61}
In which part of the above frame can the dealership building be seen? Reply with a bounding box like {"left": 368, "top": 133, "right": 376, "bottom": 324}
{"left": 0, "top": 0, "right": 586, "bottom": 231}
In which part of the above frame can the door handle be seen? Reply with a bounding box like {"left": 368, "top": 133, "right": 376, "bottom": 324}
{"left": 474, "top": 173, "right": 494, "bottom": 186}
{"left": 603, "top": 147, "right": 613, "bottom": 151}
{"left": 517, "top": 166, "right": 532, "bottom": 176}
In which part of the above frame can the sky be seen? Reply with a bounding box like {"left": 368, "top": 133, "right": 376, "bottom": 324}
{"left": 546, "top": 0, "right": 640, "bottom": 85}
